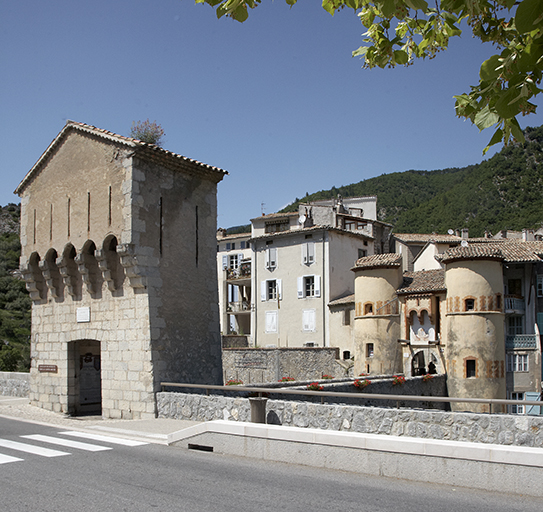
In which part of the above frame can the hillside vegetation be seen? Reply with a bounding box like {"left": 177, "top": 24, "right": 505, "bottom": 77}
{"left": 281, "top": 125, "right": 543, "bottom": 237}
{"left": 0, "top": 204, "right": 31, "bottom": 372}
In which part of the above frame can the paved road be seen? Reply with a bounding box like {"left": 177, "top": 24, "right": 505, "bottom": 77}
{"left": 0, "top": 416, "right": 540, "bottom": 512}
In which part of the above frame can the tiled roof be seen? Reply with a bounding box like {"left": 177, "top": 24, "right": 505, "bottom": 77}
{"left": 397, "top": 269, "right": 446, "bottom": 295}
{"left": 15, "top": 121, "right": 228, "bottom": 195}
{"left": 352, "top": 253, "right": 402, "bottom": 270}
{"left": 249, "top": 225, "right": 374, "bottom": 242}
{"left": 436, "top": 245, "right": 505, "bottom": 264}
{"left": 393, "top": 233, "right": 462, "bottom": 244}
{"left": 328, "top": 294, "right": 355, "bottom": 306}
{"left": 250, "top": 212, "right": 299, "bottom": 222}
{"left": 437, "top": 240, "right": 543, "bottom": 264}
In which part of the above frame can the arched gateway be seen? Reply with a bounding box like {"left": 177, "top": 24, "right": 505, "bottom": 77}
{"left": 16, "top": 121, "right": 226, "bottom": 419}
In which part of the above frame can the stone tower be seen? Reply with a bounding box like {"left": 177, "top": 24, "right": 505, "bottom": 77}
{"left": 16, "top": 121, "right": 227, "bottom": 419}
{"left": 440, "top": 246, "right": 506, "bottom": 412}
{"left": 352, "top": 254, "right": 403, "bottom": 376}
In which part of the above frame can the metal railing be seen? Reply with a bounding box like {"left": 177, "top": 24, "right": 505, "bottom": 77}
{"left": 160, "top": 382, "right": 542, "bottom": 415}
{"left": 505, "top": 295, "right": 525, "bottom": 312}
{"left": 506, "top": 334, "right": 539, "bottom": 349}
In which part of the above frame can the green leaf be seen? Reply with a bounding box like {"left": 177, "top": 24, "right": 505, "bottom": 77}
{"left": 515, "top": 0, "right": 543, "bottom": 34}
{"left": 474, "top": 105, "right": 500, "bottom": 130}
{"left": 483, "top": 127, "right": 504, "bottom": 154}
{"left": 479, "top": 55, "right": 501, "bottom": 82}
{"left": 233, "top": 4, "right": 249, "bottom": 21}
{"left": 404, "top": 0, "right": 428, "bottom": 10}
{"left": 494, "top": 88, "right": 523, "bottom": 119}
{"left": 381, "top": 0, "right": 396, "bottom": 18}
{"left": 394, "top": 50, "right": 409, "bottom": 64}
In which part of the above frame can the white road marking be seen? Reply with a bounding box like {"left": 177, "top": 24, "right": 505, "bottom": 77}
{"left": 0, "top": 438, "right": 69, "bottom": 457}
{"left": 59, "top": 431, "right": 148, "bottom": 447}
{"left": 0, "top": 453, "right": 24, "bottom": 464}
{"left": 21, "top": 434, "right": 112, "bottom": 452}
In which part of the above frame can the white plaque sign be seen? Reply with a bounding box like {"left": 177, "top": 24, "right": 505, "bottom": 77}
{"left": 77, "top": 307, "right": 90, "bottom": 323}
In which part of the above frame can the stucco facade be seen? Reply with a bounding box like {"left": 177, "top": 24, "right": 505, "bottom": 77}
{"left": 17, "top": 121, "right": 226, "bottom": 419}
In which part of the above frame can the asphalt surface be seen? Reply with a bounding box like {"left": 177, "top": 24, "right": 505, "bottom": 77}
{"left": 1, "top": 397, "right": 542, "bottom": 511}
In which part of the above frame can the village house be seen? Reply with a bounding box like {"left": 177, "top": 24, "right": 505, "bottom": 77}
{"left": 17, "top": 121, "right": 226, "bottom": 419}
{"left": 352, "top": 236, "right": 543, "bottom": 414}
{"left": 217, "top": 196, "right": 392, "bottom": 361}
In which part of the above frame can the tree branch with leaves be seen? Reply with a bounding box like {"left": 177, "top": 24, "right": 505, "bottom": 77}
{"left": 196, "top": 0, "right": 543, "bottom": 153}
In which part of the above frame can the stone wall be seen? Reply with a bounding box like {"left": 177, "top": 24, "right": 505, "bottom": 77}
{"left": 157, "top": 389, "right": 543, "bottom": 448}
{"left": 222, "top": 347, "right": 341, "bottom": 384}
{"left": 0, "top": 372, "right": 30, "bottom": 397}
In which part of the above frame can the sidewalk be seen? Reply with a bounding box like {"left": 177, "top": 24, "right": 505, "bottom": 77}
{"left": 0, "top": 395, "right": 199, "bottom": 444}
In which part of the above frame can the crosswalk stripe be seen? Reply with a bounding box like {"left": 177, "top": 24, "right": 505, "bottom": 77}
{"left": 0, "top": 453, "right": 24, "bottom": 464}
{"left": 21, "top": 434, "right": 112, "bottom": 452}
{"left": 0, "top": 438, "right": 69, "bottom": 457}
{"left": 59, "top": 431, "right": 148, "bottom": 447}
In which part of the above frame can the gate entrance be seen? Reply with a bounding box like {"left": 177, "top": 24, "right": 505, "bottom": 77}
{"left": 68, "top": 340, "right": 101, "bottom": 415}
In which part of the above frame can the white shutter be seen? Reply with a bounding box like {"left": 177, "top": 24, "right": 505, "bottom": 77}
{"left": 297, "top": 277, "right": 304, "bottom": 298}
{"left": 277, "top": 279, "right": 282, "bottom": 300}
{"left": 269, "top": 247, "right": 277, "bottom": 269}
{"left": 308, "top": 242, "right": 315, "bottom": 264}
{"left": 314, "top": 275, "right": 321, "bottom": 297}
{"left": 266, "top": 311, "right": 277, "bottom": 332}
{"left": 302, "top": 243, "right": 308, "bottom": 264}
{"left": 303, "top": 309, "right": 316, "bottom": 331}
{"left": 261, "top": 281, "right": 267, "bottom": 301}
{"left": 222, "top": 255, "right": 228, "bottom": 269}
{"left": 238, "top": 253, "right": 243, "bottom": 262}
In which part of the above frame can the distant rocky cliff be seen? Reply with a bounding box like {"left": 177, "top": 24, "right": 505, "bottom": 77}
{"left": 0, "top": 204, "right": 20, "bottom": 235}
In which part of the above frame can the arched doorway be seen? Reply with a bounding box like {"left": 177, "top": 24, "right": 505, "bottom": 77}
{"left": 68, "top": 340, "right": 101, "bottom": 415}
{"left": 411, "top": 350, "right": 426, "bottom": 376}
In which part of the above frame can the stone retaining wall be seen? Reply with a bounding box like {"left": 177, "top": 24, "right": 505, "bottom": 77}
{"left": 0, "top": 372, "right": 30, "bottom": 397}
{"left": 157, "top": 389, "right": 543, "bottom": 448}
{"left": 222, "top": 347, "right": 341, "bottom": 383}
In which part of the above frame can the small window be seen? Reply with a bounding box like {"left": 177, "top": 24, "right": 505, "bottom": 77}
{"left": 343, "top": 350, "right": 351, "bottom": 360}
{"left": 229, "top": 254, "right": 239, "bottom": 269}
{"left": 537, "top": 276, "right": 543, "bottom": 297}
{"left": 231, "top": 243, "right": 235, "bottom": 250}
{"left": 496, "top": 294, "right": 502, "bottom": 310}
{"left": 466, "top": 359, "right": 476, "bottom": 378}
{"left": 364, "top": 303, "right": 373, "bottom": 315}
{"left": 509, "top": 392, "right": 525, "bottom": 414}
{"left": 358, "top": 249, "right": 367, "bottom": 259}
{"left": 297, "top": 275, "right": 320, "bottom": 298}
{"left": 305, "top": 276, "right": 315, "bottom": 297}
{"left": 366, "top": 343, "right": 374, "bottom": 358}
{"left": 267, "top": 280, "right": 277, "bottom": 300}
{"left": 508, "top": 316, "right": 523, "bottom": 336}
{"left": 226, "top": 242, "right": 231, "bottom": 251}
{"left": 343, "top": 309, "right": 351, "bottom": 326}
{"left": 240, "top": 241, "right": 246, "bottom": 249}
{"left": 465, "top": 299, "right": 475, "bottom": 311}
{"left": 507, "top": 353, "right": 529, "bottom": 372}
{"left": 266, "top": 247, "right": 277, "bottom": 270}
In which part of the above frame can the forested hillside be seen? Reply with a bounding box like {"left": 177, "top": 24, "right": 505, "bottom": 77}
{"left": 281, "top": 125, "right": 543, "bottom": 237}
{"left": 0, "top": 204, "right": 31, "bottom": 372}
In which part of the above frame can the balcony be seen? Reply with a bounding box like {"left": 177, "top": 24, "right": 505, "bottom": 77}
{"left": 226, "top": 300, "right": 251, "bottom": 314}
{"left": 505, "top": 295, "right": 525, "bottom": 313}
{"left": 226, "top": 261, "right": 251, "bottom": 283}
{"left": 506, "top": 334, "right": 538, "bottom": 349}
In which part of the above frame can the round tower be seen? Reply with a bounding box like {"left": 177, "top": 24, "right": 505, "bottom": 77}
{"left": 352, "top": 254, "right": 403, "bottom": 376}
{"left": 441, "top": 246, "right": 506, "bottom": 412}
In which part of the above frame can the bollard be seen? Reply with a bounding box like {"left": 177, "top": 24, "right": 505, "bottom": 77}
{"left": 249, "top": 397, "right": 268, "bottom": 423}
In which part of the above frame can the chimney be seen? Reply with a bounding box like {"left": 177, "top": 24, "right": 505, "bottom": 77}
{"left": 461, "top": 228, "right": 469, "bottom": 239}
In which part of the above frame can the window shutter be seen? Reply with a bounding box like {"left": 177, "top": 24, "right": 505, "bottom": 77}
{"left": 269, "top": 247, "right": 277, "bottom": 269}
{"left": 266, "top": 311, "right": 277, "bottom": 332}
{"left": 261, "top": 281, "right": 267, "bottom": 301}
{"left": 526, "top": 391, "right": 541, "bottom": 415}
{"left": 277, "top": 279, "right": 282, "bottom": 300}
{"left": 302, "top": 244, "right": 308, "bottom": 264}
{"left": 308, "top": 242, "right": 315, "bottom": 264}
{"left": 222, "top": 255, "right": 228, "bottom": 269}
{"left": 297, "top": 277, "right": 304, "bottom": 298}
{"left": 226, "top": 243, "right": 231, "bottom": 251}
{"left": 314, "top": 275, "right": 321, "bottom": 297}
{"left": 238, "top": 253, "right": 243, "bottom": 262}
{"left": 303, "top": 309, "right": 316, "bottom": 331}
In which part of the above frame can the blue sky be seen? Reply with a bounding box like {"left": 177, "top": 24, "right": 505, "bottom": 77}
{"left": 2, "top": 0, "right": 542, "bottom": 229}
